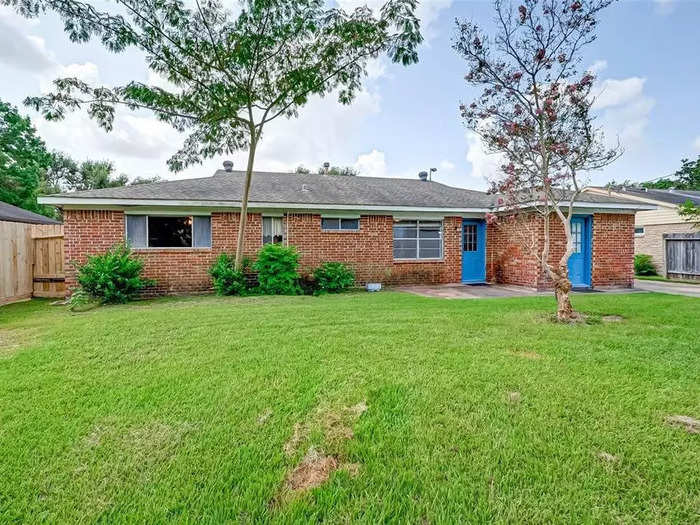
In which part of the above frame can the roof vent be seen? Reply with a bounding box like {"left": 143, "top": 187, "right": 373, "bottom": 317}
{"left": 301, "top": 184, "right": 311, "bottom": 192}
{"left": 322, "top": 162, "right": 330, "bottom": 175}
{"left": 418, "top": 171, "right": 428, "bottom": 181}
{"left": 222, "top": 160, "right": 233, "bottom": 172}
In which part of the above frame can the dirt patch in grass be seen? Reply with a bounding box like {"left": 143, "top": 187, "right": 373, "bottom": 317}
{"left": 596, "top": 451, "right": 619, "bottom": 463}
{"left": 285, "top": 448, "right": 339, "bottom": 491}
{"left": 283, "top": 423, "right": 307, "bottom": 457}
{"left": 665, "top": 415, "right": 700, "bottom": 434}
{"left": 0, "top": 327, "right": 39, "bottom": 358}
{"left": 508, "top": 350, "right": 542, "bottom": 360}
{"left": 257, "top": 409, "right": 273, "bottom": 425}
{"left": 602, "top": 315, "right": 624, "bottom": 323}
{"left": 507, "top": 391, "right": 521, "bottom": 404}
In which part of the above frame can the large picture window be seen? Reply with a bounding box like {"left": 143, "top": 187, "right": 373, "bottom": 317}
{"left": 393, "top": 220, "right": 443, "bottom": 260}
{"left": 125, "top": 215, "right": 211, "bottom": 248}
{"left": 262, "top": 216, "right": 284, "bottom": 244}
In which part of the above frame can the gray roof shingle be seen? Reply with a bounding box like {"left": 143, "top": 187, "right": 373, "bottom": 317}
{"left": 605, "top": 188, "right": 700, "bottom": 206}
{"left": 0, "top": 201, "right": 61, "bottom": 225}
{"left": 44, "top": 170, "right": 648, "bottom": 210}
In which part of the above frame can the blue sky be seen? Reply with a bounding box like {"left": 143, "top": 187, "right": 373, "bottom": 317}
{"left": 1, "top": 0, "right": 698, "bottom": 190}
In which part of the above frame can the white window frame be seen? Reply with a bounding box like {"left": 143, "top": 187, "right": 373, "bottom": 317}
{"left": 634, "top": 226, "right": 645, "bottom": 237}
{"left": 393, "top": 220, "right": 443, "bottom": 260}
{"left": 320, "top": 217, "right": 360, "bottom": 232}
{"left": 124, "top": 214, "right": 211, "bottom": 249}
{"left": 262, "top": 216, "right": 285, "bottom": 245}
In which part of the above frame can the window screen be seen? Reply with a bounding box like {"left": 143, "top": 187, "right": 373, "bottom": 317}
{"left": 126, "top": 215, "right": 147, "bottom": 248}
{"left": 262, "top": 217, "right": 284, "bottom": 244}
{"left": 393, "top": 221, "right": 442, "bottom": 259}
{"left": 193, "top": 216, "right": 211, "bottom": 247}
{"left": 148, "top": 216, "right": 192, "bottom": 248}
{"left": 321, "top": 218, "right": 359, "bottom": 231}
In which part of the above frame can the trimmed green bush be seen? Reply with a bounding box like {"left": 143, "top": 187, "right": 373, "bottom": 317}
{"left": 209, "top": 254, "right": 247, "bottom": 296}
{"left": 634, "top": 254, "right": 657, "bottom": 276}
{"left": 75, "top": 243, "right": 155, "bottom": 303}
{"left": 253, "top": 244, "right": 301, "bottom": 295}
{"left": 313, "top": 262, "right": 355, "bottom": 295}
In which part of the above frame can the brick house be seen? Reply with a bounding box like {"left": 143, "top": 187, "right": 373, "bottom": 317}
{"left": 39, "top": 168, "right": 653, "bottom": 296}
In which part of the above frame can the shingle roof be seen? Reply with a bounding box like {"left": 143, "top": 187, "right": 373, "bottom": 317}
{"left": 606, "top": 188, "right": 700, "bottom": 206}
{"left": 0, "top": 201, "right": 61, "bottom": 225}
{"left": 43, "top": 170, "right": 648, "bottom": 210}
{"left": 47, "top": 170, "right": 497, "bottom": 209}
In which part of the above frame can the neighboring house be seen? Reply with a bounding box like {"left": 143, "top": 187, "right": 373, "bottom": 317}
{"left": 587, "top": 187, "right": 699, "bottom": 277}
{"left": 38, "top": 167, "right": 652, "bottom": 296}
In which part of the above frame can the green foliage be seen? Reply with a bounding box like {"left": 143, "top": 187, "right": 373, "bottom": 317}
{"left": 678, "top": 199, "right": 699, "bottom": 228}
{"left": 0, "top": 99, "right": 52, "bottom": 216}
{"left": 312, "top": 262, "right": 355, "bottom": 294}
{"left": 642, "top": 156, "right": 700, "bottom": 191}
{"left": 209, "top": 254, "right": 247, "bottom": 296}
{"left": 253, "top": 244, "right": 301, "bottom": 295}
{"left": 75, "top": 244, "right": 155, "bottom": 303}
{"left": 634, "top": 254, "right": 658, "bottom": 276}
{"left": 44, "top": 155, "right": 129, "bottom": 192}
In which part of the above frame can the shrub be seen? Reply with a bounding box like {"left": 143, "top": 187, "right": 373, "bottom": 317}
{"left": 253, "top": 244, "right": 301, "bottom": 295}
{"left": 634, "top": 254, "right": 658, "bottom": 276}
{"left": 313, "top": 262, "right": 355, "bottom": 295}
{"left": 75, "top": 244, "right": 155, "bottom": 303}
{"left": 209, "top": 254, "right": 247, "bottom": 296}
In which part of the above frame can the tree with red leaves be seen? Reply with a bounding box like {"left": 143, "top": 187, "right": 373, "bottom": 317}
{"left": 454, "top": 0, "right": 621, "bottom": 321}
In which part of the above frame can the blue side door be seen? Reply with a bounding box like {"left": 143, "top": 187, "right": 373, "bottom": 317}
{"left": 568, "top": 216, "right": 591, "bottom": 287}
{"left": 462, "top": 219, "right": 486, "bottom": 283}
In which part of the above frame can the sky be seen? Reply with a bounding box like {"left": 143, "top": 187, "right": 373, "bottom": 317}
{"left": 0, "top": 0, "right": 698, "bottom": 191}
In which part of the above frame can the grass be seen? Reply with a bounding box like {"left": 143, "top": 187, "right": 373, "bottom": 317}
{"left": 1, "top": 292, "right": 698, "bottom": 523}
{"left": 635, "top": 274, "right": 700, "bottom": 285}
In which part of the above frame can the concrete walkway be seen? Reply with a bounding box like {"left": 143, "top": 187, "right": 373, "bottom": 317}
{"left": 633, "top": 279, "right": 700, "bottom": 298}
{"left": 395, "top": 283, "right": 647, "bottom": 299}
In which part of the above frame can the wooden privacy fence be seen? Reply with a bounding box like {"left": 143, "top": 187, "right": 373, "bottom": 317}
{"left": 0, "top": 222, "right": 64, "bottom": 305}
{"left": 664, "top": 233, "right": 700, "bottom": 280}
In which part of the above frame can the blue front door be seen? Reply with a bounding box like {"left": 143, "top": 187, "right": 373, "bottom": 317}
{"left": 462, "top": 220, "right": 486, "bottom": 283}
{"left": 568, "top": 216, "right": 591, "bottom": 287}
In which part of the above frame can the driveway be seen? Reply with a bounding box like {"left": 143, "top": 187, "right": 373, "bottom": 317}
{"left": 395, "top": 283, "right": 644, "bottom": 299}
{"left": 633, "top": 279, "right": 700, "bottom": 298}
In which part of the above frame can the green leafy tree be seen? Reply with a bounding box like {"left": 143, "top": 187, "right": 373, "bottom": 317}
{"left": 7, "top": 0, "right": 422, "bottom": 269}
{"left": 295, "top": 164, "right": 359, "bottom": 175}
{"left": 642, "top": 156, "right": 700, "bottom": 191}
{"left": 0, "top": 99, "right": 51, "bottom": 214}
{"left": 679, "top": 200, "right": 699, "bottom": 229}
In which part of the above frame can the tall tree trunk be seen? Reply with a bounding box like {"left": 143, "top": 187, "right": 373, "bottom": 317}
{"left": 234, "top": 135, "right": 258, "bottom": 271}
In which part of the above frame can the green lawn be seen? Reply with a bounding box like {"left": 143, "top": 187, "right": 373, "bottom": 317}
{"left": 1, "top": 292, "right": 698, "bottom": 523}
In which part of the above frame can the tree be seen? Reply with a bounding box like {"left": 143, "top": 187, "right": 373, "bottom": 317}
{"left": 454, "top": 0, "right": 620, "bottom": 321}
{"left": 8, "top": 0, "right": 422, "bottom": 269}
{"left": 642, "top": 156, "right": 700, "bottom": 191}
{"left": 44, "top": 155, "right": 130, "bottom": 192}
{"left": 0, "top": 99, "right": 52, "bottom": 215}
{"left": 679, "top": 200, "right": 700, "bottom": 229}
{"left": 295, "top": 164, "right": 358, "bottom": 175}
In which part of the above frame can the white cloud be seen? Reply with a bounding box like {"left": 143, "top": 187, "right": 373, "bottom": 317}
{"left": 589, "top": 60, "right": 608, "bottom": 74}
{"left": 653, "top": 0, "right": 675, "bottom": 14}
{"left": 693, "top": 136, "right": 700, "bottom": 152}
{"left": 464, "top": 131, "right": 502, "bottom": 189}
{"left": 439, "top": 160, "right": 455, "bottom": 171}
{"left": 354, "top": 149, "right": 388, "bottom": 177}
{"left": 0, "top": 8, "right": 54, "bottom": 72}
{"left": 593, "top": 77, "right": 655, "bottom": 147}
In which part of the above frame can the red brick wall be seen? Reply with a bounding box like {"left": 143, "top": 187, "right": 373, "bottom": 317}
{"left": 287, "top": 214, "right": 462, "bottom": 285}
{"left": 592, "top": 212, "right": 634, "bottom": 287}
{"left": 63, "top": 210, "right": 462, "bottom": 295}
{"left": 486, "top": 212, "right": 634, "bottom": 289}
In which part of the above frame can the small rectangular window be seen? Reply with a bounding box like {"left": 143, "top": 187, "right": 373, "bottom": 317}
{"left": 634, "top": 227, "right": 645, "bottom": 236}
{"left": 193, "top": 216, "right": 211, "bottom": 247}
{"left": 463, "top": 224, "right": 477, "bottom": 252}
{"left": 572, "top": 221, "right": 582, "bottom": 253}
{"left": 148, "top": 216, "right": 192, "bottom": 248}
{"left": 126, "top": 215, "right": 147, "bottom": 248}
{"left": 263, "top": 216, "right": 284, "bottom": 244}
{"left": 321, "top": 217, "right": 359, "bottom": 231}
{"left": 393, "top": 220, "right": 443, "bottom": 259}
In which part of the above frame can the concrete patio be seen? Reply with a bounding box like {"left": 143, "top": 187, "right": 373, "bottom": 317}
{"left": 394, "top": 283, "right": 646, "bottom": 299}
